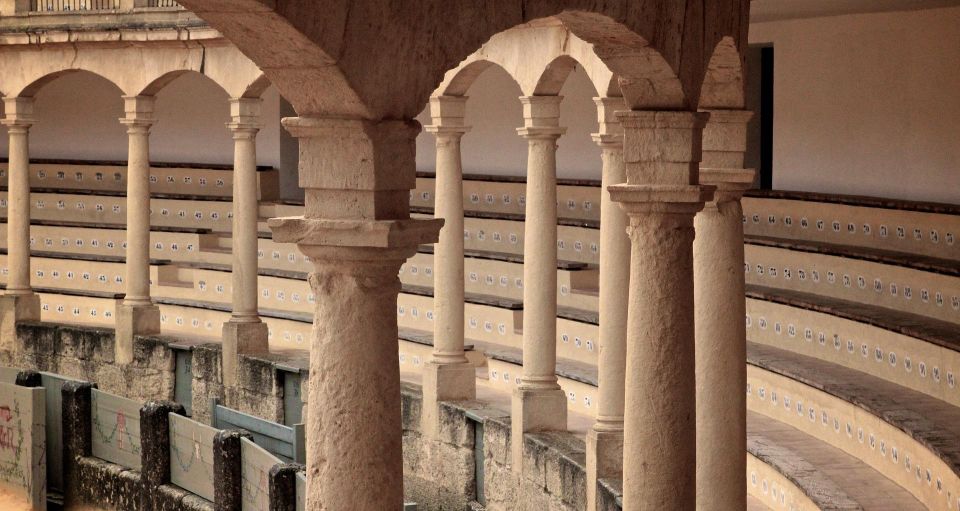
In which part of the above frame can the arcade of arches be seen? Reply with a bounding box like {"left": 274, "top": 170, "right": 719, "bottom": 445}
{"left": 0, "top": 1, "right": 959, "bottom": 510}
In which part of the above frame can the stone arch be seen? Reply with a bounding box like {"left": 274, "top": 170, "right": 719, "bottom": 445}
{"left": 13, "top": 68, "right": 125, "bottom": 99}
{"left": 172, "top": 2, "right": 747, "bottom": 118}
{"left": 138, "top": 69, "right": 231, "bottom": 99}
{"left": 533, "top": 55, "right": 587, "bottom": 96}
{"left": 699, "top": 36, "right": 745, "bottom": 109}
{"left": 438, "top": 60, "right": 520, "bottom": 98}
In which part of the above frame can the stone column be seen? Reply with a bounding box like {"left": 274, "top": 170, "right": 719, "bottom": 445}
{"left": 422, "top": 95, "right": 475, "bottom": 436}
{"left": 586, "top": 97, "right": 630, "bottom": 511}
{"left": 222, "top": 98, "right": 269, "bottom": 389}
{"left": 0, "top": 98, "right": 41, "bottom": 352}
{"left": 116, "top": 96, "right": 160, "bottom": 365}
{"left": 268, "top": 117, "right": 441, "bottom": 511}
{"left": 511, "top": 95, "right": 567, "bottom": 473}
{"left": 608, "top": 111, "right": 713, "bottom": 510}
{"left": 694, "top": 109, "right": 755, "bottom": 511}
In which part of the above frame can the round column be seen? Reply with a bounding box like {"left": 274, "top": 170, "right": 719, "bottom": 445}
{"left": 609, "top": 110, "right": 713, "bottom": 510}
{"left": 2, "top": 99, "right": 34, "bottom": 296}
{"left": 695, "top": 109, "right": 755, "bottom": 510}
{"left": 512, "top": 95, "right": 568, "bottom": 475}
{"left": 422, "top": 96, "right": 475, "bottom": 436}
{"left": 587, "top": 96, "right": 630, "bottom": 511}
{"left": 269, "top": 117, "right": 443, "bottom": 510}
{"left": 222, "top": 98, "right": 269, "bottom": 389}
{"left": 116, "top": 96, "right": 160, "bottom": 365}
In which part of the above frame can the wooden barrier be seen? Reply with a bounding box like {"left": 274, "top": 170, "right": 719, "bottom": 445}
{"left": 0, "top": 382, "right": 45, "bottom": 511}
{"left": 210, "top": 398, "right": 305, "bottom": 464}
{"left": 240, "top": 437, "right": 282, "bottom": 510}
{"left": 90, "top": 388, "right": 143, "bottom": 471}
{"left": 168, "top": 412, "right": 218, "bottom": 502}
{"left": 0, "top": 160, "right": 279, "bottom": 201}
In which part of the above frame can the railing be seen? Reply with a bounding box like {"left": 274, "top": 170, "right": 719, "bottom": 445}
{"left": 147, "top": 0, "right": 179, "bottom": 6}
{"left": 30, "top": 0, "right": 119, "bottom": 11}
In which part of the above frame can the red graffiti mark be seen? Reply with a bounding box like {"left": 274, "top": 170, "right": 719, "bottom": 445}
{"left": 0, "top": 406, "right": 12, "bottom": 422}
{"left": 0, "top": 425, "right": 15, "bottom": 452}
{"left": 117, "top": 412, "right": 126, "bottom": 450}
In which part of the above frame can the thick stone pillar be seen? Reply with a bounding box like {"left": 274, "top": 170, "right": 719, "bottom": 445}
{"left": 116, "top": 96, "right": 160, "bottom": 364}
{"left": 694, "top": 109, "right": 755, "bottom": 511}
{"left": 222, "top": 98, "right": 269, "bottom": 389}
{"left": 512, "top": 95, "right": 567, "bottom": 473}
{"left": 0, "top": 98, "right": 40, "bottom": 352}
{"left": 586, "top": 97, "right": 629, "bottom": 511}
{"left": 608, "top": 111, "right": 713, "bottom": 510}
{"left": 422, "top": 95, "right": 475, "bottom": 436}
{"left": 269, "top": 117, "right": 441, "bottom": 511}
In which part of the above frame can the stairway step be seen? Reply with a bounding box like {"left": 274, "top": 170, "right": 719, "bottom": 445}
{"left": 747, "top": 285, "right": 960, "bottom": 351}
{"left": 747, "top": 341, "right": 960, "bottom": 472}
{"left": 748, "top": 411, "right": 925, "bottom": 510}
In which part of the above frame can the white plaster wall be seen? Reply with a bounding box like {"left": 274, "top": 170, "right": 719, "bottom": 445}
{"left": 750, "top": 6, "right": 960, "bottom": 204}
{"left": 0, "top": 71, "right": 292, "bottom": 192}
{"left": 415, "top": 64, "right": 602, "bottom": 180}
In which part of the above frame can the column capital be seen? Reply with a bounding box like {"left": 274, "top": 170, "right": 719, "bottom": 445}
{"left": 616, "top": 110, "right": 709, "bottom": 188}
{"left": 227, "top": 97, "right": 262, "bottom": 134}
{"left": 701, "top": 108, "right": 753, "bottom": 171}
{"left": 699, "top": 167, "right": 756, "bottom": 203}
{"left": 593, "top": 96, "right": 626, "bottom": 137}
{"left": 119, "top": 95, "right": 156, "bottom": 130}
{"left": 424, "top": 95, "right": 470, "bottom": 136}
{"left": 1, "top": 97, "right": 34, "bottom": 130}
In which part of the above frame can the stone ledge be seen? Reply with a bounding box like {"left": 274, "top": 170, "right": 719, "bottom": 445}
{"left": 748, "top": 341, "right": 960, "bottom": 477}
{"left": 747, "top": 434, "right": 862, "bottom": 510}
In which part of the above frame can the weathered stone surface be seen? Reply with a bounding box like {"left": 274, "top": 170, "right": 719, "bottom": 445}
{"left": 62, "top": 380, "right": 96, "bottom": 508}
{"left": 141, "top": 400, "right": 187, "bottom": 511}
{"left": 213, "top": 429, "right": 252, "bottom": 511}
{"left": 269, "top": 463, "right": 303, "bottom": 511}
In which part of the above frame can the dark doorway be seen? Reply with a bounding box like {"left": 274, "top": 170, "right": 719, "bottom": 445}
{"left": 745, "top": 45, "right": 774, "bottom": 190}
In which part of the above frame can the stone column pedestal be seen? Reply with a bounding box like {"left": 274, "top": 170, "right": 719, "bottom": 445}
{"left": 695, "top": 109, "right": 755, "bottom": 511}
{"left": 270, "top": 116, "right": 442, "bottom": 511}
{"left": 223, "top": 98, "right": 269, "bottom": 388}
{"left": 609, "top": 110, "right": 713, "bottom": 510}
{"left": 422, "top": 96, "right": 475, "bottom": 437}
{"left": 512, "top": 96, "right": 567, "bottom": 475}
{"left": 117, "top": 96, "right": 160, "bottom": 364}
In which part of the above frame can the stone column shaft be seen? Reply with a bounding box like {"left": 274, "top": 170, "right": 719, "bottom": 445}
{"left": 3, "top": 101, "right": 33, "bottom": 296}
{"left": 116, "top": 96, "right": 160, "bottom": 364}
{"left": 587, "top": 97, "right": 629, "bottom": 511}
{"left": 512, "top": 95, "right": 568, "bottom": 476}
{"left": 0, "top": 98, "right": 40, "bottom": 354}
{"left": 223, "top": 98, "right": 269, "bottom": 389}
{"left": 269, "top": 117, "right": 441, "bottom": 511}
{"left": 695, "top": 109, "right": 755, "bottom": 511}
{"left": 422, "top": 96, "right": 475, "bottom": 436}
{"left": 609, "top": 110, "right": 713, "bottom": 510}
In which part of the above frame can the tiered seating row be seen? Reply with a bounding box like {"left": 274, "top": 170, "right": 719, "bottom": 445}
{"left": 0, "top": 160, "right": 280, "bottom": 200}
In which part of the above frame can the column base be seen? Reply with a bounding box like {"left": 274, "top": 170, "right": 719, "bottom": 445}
{"left": 115, "top": 302, "right": 160, "bottom": 365}
{"left": 421, "top": 361, "right": 477, "bottom": 437}
{"left": 511, "top": 386, "right": 567, "bottom": 475}
{"left": 0, "top": 293, "right": 40, "bottom": 354}
{"left": 222, "top": 320, "right": 270, "bottom": 388}
{"left": 586, "top": 428, "right": 624, "bottom": 511}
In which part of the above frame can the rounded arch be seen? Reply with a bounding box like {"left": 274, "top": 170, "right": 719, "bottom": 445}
{"left": 699, "top": 36, "right": 745, "bottom": 109}
{"left": 16, "top": 68, "right": 124, "bottom": 99}
{"left": 533, "top": 55, "right": 586, "bottom": 96}
{"left": 138, "top": 69, "right": 230, "bottom": 98}
{"left": 438, "top": 59, "right": 522, "bottom": 98}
